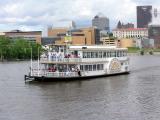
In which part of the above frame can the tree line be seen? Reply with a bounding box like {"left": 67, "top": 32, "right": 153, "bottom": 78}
{"left": 0, "top": 36, "right": 42, "bottom": 61}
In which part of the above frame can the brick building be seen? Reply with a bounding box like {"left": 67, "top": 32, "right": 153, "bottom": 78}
{"left": 5, "top": 30, "right": 42, "bottom": 43}
{"left": 46, "top": 27, "right": 98, "bottom": 45}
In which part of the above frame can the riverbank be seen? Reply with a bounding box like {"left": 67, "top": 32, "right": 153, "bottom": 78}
{"left": 0, "top": 59, "right": 38, "bottom": 62}
{"left": 128, "top": 52, "right": 160, "bottom": 56}
{"left": 128, "top": 47, "right": 160, "bottom": 55}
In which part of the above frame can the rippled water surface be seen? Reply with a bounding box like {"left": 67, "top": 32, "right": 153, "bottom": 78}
{"left": 0, "top": 55, "right": 160, "bottom": 120}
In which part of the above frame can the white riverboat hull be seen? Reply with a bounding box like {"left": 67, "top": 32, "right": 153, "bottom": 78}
{"left": 25, "top": 71, "right": 130, "bottom": 82}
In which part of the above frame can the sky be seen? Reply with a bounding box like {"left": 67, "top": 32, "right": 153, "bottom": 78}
{"left": 0, "top": 0, "right": 160, "bottom": 33}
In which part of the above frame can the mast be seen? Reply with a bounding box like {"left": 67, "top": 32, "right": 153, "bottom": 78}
{"left": 38, "top": 47, "right": 40, "bottom": 76}
{"left": 30, "top": 47, "right": 33, "bottom": 76}
{"left": 65, "top": 28, "right": 72, "bottom": 72}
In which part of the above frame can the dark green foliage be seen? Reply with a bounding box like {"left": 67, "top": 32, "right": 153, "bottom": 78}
{"left": 149, "top": 50, "right": 153, "bottom": 55}
{"left": 109, "top": 33, "right": 113, "bottom": 37}
{"left": 127, "top": 47, "right": 140, "bottom": 53}
{"left": 140, "top": 50, "right": 144, "bottom": 55}
{"left": 0, "top": 36, "right": 42, "bottom": 61}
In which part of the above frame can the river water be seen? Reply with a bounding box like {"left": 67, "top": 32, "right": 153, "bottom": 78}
{"left": 0, "top": 55, "right": 160, "bottom": 120}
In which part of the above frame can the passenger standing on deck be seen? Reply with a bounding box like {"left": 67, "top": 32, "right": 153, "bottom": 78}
{"left": 48, "top": 52, "right": 52, "bottom": 61}
{"left": 77, "top": 69, "right": 81, "bottom": 76}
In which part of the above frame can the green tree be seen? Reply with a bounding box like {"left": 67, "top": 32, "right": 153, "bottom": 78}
{"left": 0, "top": 36, "right": 11, "bottom": 60}
{"left": 0, "top": 36, "right": 43, "bottom": 61}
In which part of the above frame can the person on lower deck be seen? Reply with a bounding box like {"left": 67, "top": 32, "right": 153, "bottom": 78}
{"left": 77, "top": 69, "right": 81, "bottom": 76}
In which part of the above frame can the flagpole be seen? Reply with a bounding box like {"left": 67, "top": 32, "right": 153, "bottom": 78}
{"left": 38, "top": 47, "right": 40, "bottom": 76}
{"left": 30, "top": 47, "right": 33, "bottom": 76}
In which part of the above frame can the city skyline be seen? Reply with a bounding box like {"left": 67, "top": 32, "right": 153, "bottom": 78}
{"left": 0, "top": 0, "right": 159, "bottom": 32}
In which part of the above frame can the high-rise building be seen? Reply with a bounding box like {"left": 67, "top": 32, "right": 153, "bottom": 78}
{"left": 92, "top": 15, "right": 110, "bottom": 32}
{"left": 137, "top": 5, "right": 152, "bottom": 28}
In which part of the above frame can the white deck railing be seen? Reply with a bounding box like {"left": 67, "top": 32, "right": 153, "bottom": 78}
{"left": 40, "top": 57, "right": 128, "bottom": 63}
{"left": 31, "top": 69, "right": 79, "bottom": 77}
{"left": 40, "top": 57, "right": 82, "bottom": 63}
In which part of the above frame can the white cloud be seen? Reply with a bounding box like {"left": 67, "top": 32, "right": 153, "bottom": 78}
{"left": 0, "top": 0, "right": 159, "bottom": 31}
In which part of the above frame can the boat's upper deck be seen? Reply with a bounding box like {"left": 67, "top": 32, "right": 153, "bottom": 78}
{"left": 69, "top": 45, "right": 128, "bottom": 51}
{"left": 40, "top": 45, "right": 129, "bottom": 64}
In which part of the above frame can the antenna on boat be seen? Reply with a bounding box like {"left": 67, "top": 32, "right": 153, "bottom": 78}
{"left": 38, "top": 47, "right": 40, "bottom": 76}
{"left": 30, "top": 47, "right": 33, "bottom": 76}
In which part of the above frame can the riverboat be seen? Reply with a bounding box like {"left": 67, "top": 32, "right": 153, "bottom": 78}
{"left": 25, "top": 44, "right": 130, "bottom": 81}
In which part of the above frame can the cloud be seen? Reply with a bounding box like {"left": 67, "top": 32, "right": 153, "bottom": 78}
{"left": 0, "top": 0, "right": 159, "bottom": 31}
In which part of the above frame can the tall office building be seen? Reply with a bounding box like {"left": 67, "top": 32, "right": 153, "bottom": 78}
{"left": 92, "top": 14, "right": 109, "bottom": 44}
{"left": 137, "top": 5, "right": 152, "bottom": 28}
{"left": 92, "top": 15, "right": 110, "bottom": 31}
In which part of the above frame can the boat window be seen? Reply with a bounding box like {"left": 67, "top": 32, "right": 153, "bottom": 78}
{"left": 100, "top": 64, "right": 104, "bottom": 70}
{"left": 89, "top": 65, "right": 92, "bottom": 71}
{"left": 93, "top": 65, "right": 96, "bottom": 71}
{"left": 97, "top": 64, "right": 100, "bottom": 70}
{"left": 97, "top": 64, "right": 101, "bottom": 70}
{"left": 97, "top": 64, "right": 104, "bottom": 70}
{"left": 121, "top": 51, "right": 123, "bottom": 57}
{"left": 99, "top": 52, "right": 102, "bottom": 58}
{"left": 83, "top": 64, "right": 104, "bottom": 71}
{"left": 103, "top": 52, "right": 106, "bottom": 58}
{"left": 120, "top": 51, "right": 122, "bottom": 57}
{"left": 80, "top": 65, "right": 84, "bottom": 71}
{"left": 124, "top": 51, "right": 126, "bottom": 56}
{"left": 122, "top": 51, "right": 125, "bottom": 56}
{"left": 94, "top": 52, "right": 97, "bottom": 58}
{"left": 87, "top": 52, "right": 91, "bottom": 58}
{"left": 91, "top": 52, "right": 94, "bottom": 58}
{"left": 122, "top": 51, "right": 124, "bottom": 56}
{"left": 125, "top": 51, "right": 127, "bottom": 56}
{"left": 110, "top": 51, "right": 114, "bottom": 57}
{"left": 117, "top": 51, "right": 119, "bottom": 57}
{"left": 83, "top": 52, "right": 87, "bottom": 58}
{"left": 107, "top": 51, "right": 110, "bottom": 58}
{"left": 102, "top": 64, "right": 104, "bottom": 70}
{"left": 95, "top": 52, "right": 98, "bottom": 58}
{"left": 123, "top": 51, "right": 125, "bottom": 56}
{"left": 84, "top": 65, "right": 92, "bottom": 71}
{"left": 114, "top": 51, "right": 117, "bottom": 57}
{"left": 85, "top": 65, "right": 89, "bottom": 71}
{"left": 109, "top": 51, "right": 111, "bottom": 57}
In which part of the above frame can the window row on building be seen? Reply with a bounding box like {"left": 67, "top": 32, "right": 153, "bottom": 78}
{"left": 113, "top": 28, "right": 148, "bottom": 39}
{"left": 114, "top": 35, "right": 146, "bottom": 39}
{"left": 82, "top": 51, "right": 127, "bottom": 58}
{"left": 80, "top": 64, "right": 104, "bottom": 71}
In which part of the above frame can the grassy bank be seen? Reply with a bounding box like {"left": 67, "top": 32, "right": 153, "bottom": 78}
{"left": 128, "top": 47, "right": 160, "bottom": 55}
{"left": 128, "top": 47, "right": 140, "bottom": 53}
